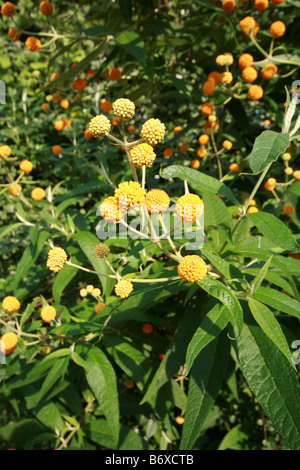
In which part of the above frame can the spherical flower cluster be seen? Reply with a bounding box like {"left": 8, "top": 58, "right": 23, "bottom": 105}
{"left": 173, "top": 126, "right": 183, "bottom": 135}
{"left": 163, "top": 148, "right": 173, "bottom": 158}
{"left": 240, "top": 16, "right": 260, "bottom": 37}
{"left": 89, "top": 115, "right": 111, "bottom": 138}
{"left": 0, "top": 145, "right": 12, "bottom": 159}
{"left": 112, "top": 98, "right": 135, "bottom": 121}
{"left": 216, "top": 52, "right": 234, "bottom": 67}
{"left": 141, "top": 118, "right": 166, "bottom": 146}
{"left": 60, "top": 99, "right": 69, "bottom": 109}
{"left": 95, "top": 243, "right": 110, "bottom": 259}
{"left": 108, "top": 68, "right": 122, "bottom": 81}
{"left": 242, "top": 66, "right": 258, "bottom": 83}
{"left": 248, "top": 85, "right": 264, "bottom": 101}
{"left": 2, "top": 296, "right": 20, "bottom": 313}
{"left": 202, "top": 80, "right": 215, "bottom": 96}
{"left": 114, "top": 279, "right": 133, "bottom": 299}
{"left": 41, "top": 305, "right": 57, "bottom": 323}
{"left": 25, "top": 36, "right": 42, "bottom": 52}
{"left": 0, "top": 332, "right": 18, "bottom": 356}
{"left": 72, "top": 78, "right": 87, "bottom": 91}
{"left": 1, "top": 2, "right": 16, "bottom": 17}
{"left": 220, "top": 71, "right": 233, "bottom": 84}
{"left": 9, "top": 184, "right": 22, "bottom": 196}
{"left": 222, "top": 140, "right": 233, "bottom": 151}
{"left": 222, "top": 0, "right": 236, "bottom": 12}
{"left": 100, "top": 196, "right": 125, "bottom": 223}
{"left": 31, "top": 187, "right": 45, "bottom": 201}
{"left": 254, "top": 0, "right": 268, "bottom": 11}
{"left": 52, "top": 145, "right": 62, "bottom": 155}
{"left": 47, "top": 247, "right": 68, "bottom": 273}
{"left": 177, "top": 255, "right": 207, "bottom": 283}
{"left": 238, "top": 53, "right": 254, "bottom": 70}
{"left": 114, "top": 181, "right": 146, "bottom": 209}
{"left": 197, "top": 148, "right": 207, "bottom": 158}
{"left": 145, "top": 189, "right": 170, "bottom": 214}
{"left": 269, "top": 21, "right": 286, "bottom": 38}
{"left": 8, "top": 27, "right": 21, "bottom": 41}
{"left": 201, "top": 102, "right": 214, "bottom": 115}
{"left": 264, "top": 177, "right": 276, "bottom": 190}
{"left": 130, "top": 143, "right": 156, "bottom": 168}
{"left": 19, "top": 159, "right": 33, "bottom": 173}
{"left": 100, "top": 99, "right": 112, "bottom": 113}
{"left": 229, "top": 163, "right": 239, "bottom": 172}
{"left": 175, "top": 194, "right": 204, "bottom": 223}
{"left": 261, "top": 63, "right": 278, "bottom": 80}
{"left": 198, "top": 134, "right": 210, "bottom": 146}
{"left": 39, "top": 1, "right": 53, "bottom": 15}
{"left": 293, "top": 170, "right": 300, "bottom": 180}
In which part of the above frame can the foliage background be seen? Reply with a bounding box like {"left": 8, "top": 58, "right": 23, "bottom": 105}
{"left": 0, "top": 0, "right": 300, "bottom": 451}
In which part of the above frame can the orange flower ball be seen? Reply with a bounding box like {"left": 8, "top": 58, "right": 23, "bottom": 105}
{"left": 247, "top": 206, "right": 259, "bottom": 214}
{"left": 128, "top": 125, "right": 136, "bottom": 132}
{"left": 31, "top": 187, "right": 46, "bottom": 201}
{"left": 248, "top": 85, "right": 264, "bottom": 101}
{"left": 163, "top": 148, "right": 173, "bottom": 158}
{"left": 191, "top": 159, "right": 200, "bottom": 169}
{"left": 201, "top": 102, "right": 214, "bottom": 115}
{"left": 108, "top": 68, "right": 122, "bottom": 81}
{"left": 269, "top": 21, "right": 286, "bottom": 38}
{"left": 54, "top": 120, "right": 65, "bottom": 131}
{"left": 142, "top": 323, "right": 154, "bottom": 334}
{"left": 198, "top": 134, "right": 210, "bottom": 146}
{"left": 229, "top": 163, "right": 239, "bottom": 172}
{"left": 197, "top": 148, "right": 207, "bottom": 158}
{"left": 25, "top": 36, "right": 42, "bottom": 52}
{"left": 72, "top": 78, "right": 87, "bottom": 91}
{"left": 238, "top": 53, "right": 254, "bottom": 70}
{"left": 84, "top": 129, "right": 93, "bottom": 139}
{"left": 100, "top": 99, "right": 112, "bottom": 113}
{"left": 9, "top": 184, "right": 22, "bottom": 196}
{"left": 261, "top": 63, "right": 278, "bottom": 80}
{"left": 202, "top": 80, "right": 215, "bottom": 96}
{"left": 59, "top": 99, "right": 69, "bottom": 110}
{"left": 222, "top": 140, "right": 233, "bottom": 151}
{"left": 8, "top": 27, "right": 21, "bottom": 41}
{"left": 293, "top": 170, "right": 300, "bottom": 180}
{"left": 220, "top": 71, "right": 233, "bottom": 84}
{"left": 1, "top": 2, "right": 16, "bottom": 17}
{"left": 264, "top": 177, "right": 276, "bottom": 190}
{"left": 222, "top": 0, "right": 236, "bottom": 12}
{"left": 283, "top": 205, "right": 294, "bottom": 215}
{"left": 41, "top": 102, "right": 50, "bottom": 112}
{"left": 240, "top": 16, "right": 260, "bottom": 37}
{"left": 242, "top": 66, "right": 258, "bottom": 83}
{"left": 254, "top": 0, "right": 269, "bottom": 11}
{"left": 207, "top": 71, "right": 221, "bottom": 85}
{"left": 179, "top": 143, "right": 188, "bottom": 153}
{"left": 52, "top": 145, "right": 62, "bottom": 155}
{"left": 39, "top": 1, "right": 53, "bottom": 15}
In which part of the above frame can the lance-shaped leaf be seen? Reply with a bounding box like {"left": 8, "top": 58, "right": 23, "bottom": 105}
{"left": 249, "top": 130, "right": 290, "bottom": 174}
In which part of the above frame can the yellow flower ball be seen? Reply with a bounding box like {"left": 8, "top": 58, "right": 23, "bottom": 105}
{"left": 47, "top": 247, "right": 68, "bottom": 273}
{"left": 112, "top": 98, "right": 135, "bottom": 121}
{"left": 175, "top": 193, "right": 204, "bottom": 223}
{"left": 19, "top": 159, "right": 33, "bottom": 173}
{"left": 2, "top": 296, "right": 20, "bottom": 313}
{"left": 95, "top": 243, "right": 110, "bottom": 258}
{"left": 41, "top": 305, "right": 57, "bottom": 323}
{"left": 89, "top": 115, "right": 111, "bottom": 138}
{"left": 0, "top": 145, "right": 12, "bottom": 159}
{"left": 9, "top": 184, "right": 22, "bottom": 196}
{"left": 177, "top": 255, "right": 207, "bottom": 283}
{"left": 0, "top": 332, "right": 18, "bottom": 356}
{"left": 141, "top": 118, "right": 166, "bottom": 146}
{"left": 100, "top": 196, "right": 125, "bottom": 223}
{"left": 114, "top": 181, "right": 146, "bottom": 209}
{"left": 145, "top": 189, "right": 170, "bottom": 214}
{"left": 31, "top": 187, "right": 45, "bottom": 201}
{"left": 130, "top": 143, "right": 156, "bottom": 169}
{"left": 114, "top": 279, "right": 133, "bottom": 299}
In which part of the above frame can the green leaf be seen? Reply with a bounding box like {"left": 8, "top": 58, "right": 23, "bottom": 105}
{"left": 160, "top": 165, "right": 239, "bottom": 204}
{"left": 199, "top": 276, "right": 244, "bottom": 335}
{"left": 85, "top": 347, "right": 119, "bottom": 447}
{"left": 248, "top": 211, "right": 299, "bottom": 251}
{"left": 233, "top": 307, "right": 300, "bottom": 450}
{"left": 248, "top": 298, "right": 294, "bottom": 367}
{"left": 250, "top": 255, "right": 273, "bottom": 294}
{"left": 13, "top": 227, "right": 49, "bottom": 292}
{"left": 180, "top": 331, "right": 230, "bottom": 450}
{"left": 185, "top": 303, "right": 231, "bottom": 374}
{"left": 252, "top": 286, "right": 300, "bottom": 319}
{"left": 0, "top": 222, "right": 23, "bottom": 242}
{"left": 249, "top": 131, "right": 290, "bottom": 174}
{"left": 52, "top": 263, "right": 78, "bottom": 304}
{"left": 117, "top": 31, "right": 146, "bottom": 64}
